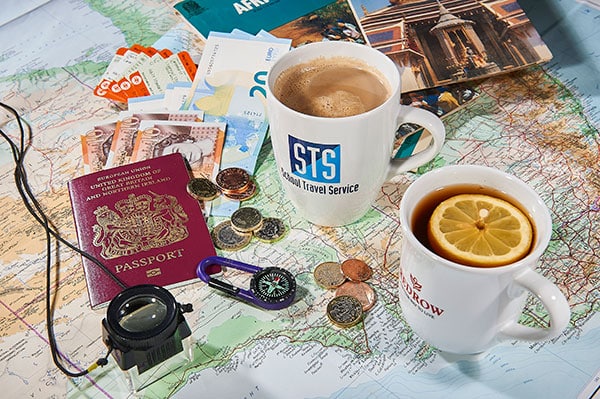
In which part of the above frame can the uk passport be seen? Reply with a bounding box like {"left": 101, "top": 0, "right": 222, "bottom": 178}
{"left": 68, "top": 153, "right": 216, "bottom": 308}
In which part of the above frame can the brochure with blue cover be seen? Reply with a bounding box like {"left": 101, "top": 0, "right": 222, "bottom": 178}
{"left": 174, "top": 0, "right": 335, "bottom": 36}
{"left": 172, "top": 0, "right": 366, "bottom": 46}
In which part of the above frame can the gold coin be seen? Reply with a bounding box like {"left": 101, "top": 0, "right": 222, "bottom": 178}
{"left": 335, "top": 281, "right": 376, "bottom": 312}
{"left": 313, "top": 261, "right": 346, "bottom": 289}
{"left": 340, "top": 258, "right": 373, "bottom": 282}
{"left": 186, "top": 177, "right": 220, "bottom": 201}
{"left": 326, "top": 295, "right": 363, "bottom": 328}
{"left": 231, "top": 206, "right": 263, "bottom": 233}
{"left": 211, "top": 220, "right": 252, "bottom": 251}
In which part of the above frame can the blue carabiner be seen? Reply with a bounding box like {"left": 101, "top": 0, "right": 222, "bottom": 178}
{"left": 197, "top": 256, "right": 296, "bottom": 310}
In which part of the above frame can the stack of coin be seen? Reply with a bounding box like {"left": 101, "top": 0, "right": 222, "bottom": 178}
{"left": 314, "top": 258, "right": 377, "bottom": 328}
{"left": 211, "top": 206, "right": 287, "bottom": 250}
{"left": 186, "top": 167, "right": 258, "bottom": 203}
{"left": 215, "top": 167, "right": 257, "bottom": 201}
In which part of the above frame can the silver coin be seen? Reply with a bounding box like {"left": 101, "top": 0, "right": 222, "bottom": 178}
{"left": 253, "top": 217, "right": 286, "bottom": 242}
{"left": 326, "top": 295, "right": 363, "bottom": 328}
{"left": 211, "top": 221, "right": 252, "bottom": 250}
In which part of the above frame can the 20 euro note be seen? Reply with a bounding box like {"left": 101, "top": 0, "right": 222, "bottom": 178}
{"left": 182, "top": 32, "right": 291, "bottom": 215}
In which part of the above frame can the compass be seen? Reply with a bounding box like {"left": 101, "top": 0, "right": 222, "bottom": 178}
{"left": 197, "top": 256, "right": 297, "bottom": 310}
{"left": 250, "top": 267, "right": 296, "bottom": 308}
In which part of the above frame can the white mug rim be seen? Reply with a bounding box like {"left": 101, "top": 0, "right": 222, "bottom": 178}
{"left": 400, "top": 164, "right": 553, "bottom": 275}
{"left": 266, "top": 41, "right": 401, "bottom": 122}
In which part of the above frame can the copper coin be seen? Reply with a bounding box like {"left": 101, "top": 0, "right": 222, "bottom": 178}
{"left": 313, "top": 261, "right": 346, "bottom": 289}
{"left": 335, "top": 281, "right": 376, "bottom": 312}
{"left": 216, "top": 167, "right": 251, "bottom": 194}
{"left": 340, "top": 259, "right": 372, "bottom": 282}
{"left": 186, "top": 177, "right": 220, "bottom": 201}
{"left": 211, "top": 220, "right": 252, "bottom": 251}
{"left": 326, "top": 295, "right": 363, "bottom": 328}
{"left": 223, "top": 179, "right": 257, "bottom": 201}
{"left": 230, "top": 206, "right": 263, "bottom": 233}
{"left": 253, "top": 217, "right": 286, "bottom": 243}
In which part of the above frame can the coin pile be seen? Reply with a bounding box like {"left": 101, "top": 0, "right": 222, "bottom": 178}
{"left": 313, "top": 259, "right": 377, "bottom": 328}
{"left": 211, "top": 206, "right": 287, "bottom": 250}
{"left": 186, "top": 167, "right": 257, "bottom": 202}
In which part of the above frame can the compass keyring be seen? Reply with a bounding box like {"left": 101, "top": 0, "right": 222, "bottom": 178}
{"left": 197, "top": 256, "right": 297, "bottom": 310}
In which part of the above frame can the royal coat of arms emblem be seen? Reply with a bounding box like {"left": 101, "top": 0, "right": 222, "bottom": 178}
{"left": 92, "top": 192, "right": 189, "bottom": 259}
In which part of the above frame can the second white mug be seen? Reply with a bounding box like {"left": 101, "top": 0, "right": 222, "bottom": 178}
{"left": 398, "top": 165, "right": 571, "bottom": 354}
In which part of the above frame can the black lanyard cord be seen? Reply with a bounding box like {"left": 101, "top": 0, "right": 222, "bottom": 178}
{"left": 0, "top": 102, "right": 120, "bottom": 377}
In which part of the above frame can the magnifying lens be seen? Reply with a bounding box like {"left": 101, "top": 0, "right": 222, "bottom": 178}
{"left": 101, "top": 285, "right": 193, "bottom": 391}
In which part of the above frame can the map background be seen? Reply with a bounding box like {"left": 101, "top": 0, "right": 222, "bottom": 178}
{"left": 0, "top": 1, "right": 598, "bottom": 398}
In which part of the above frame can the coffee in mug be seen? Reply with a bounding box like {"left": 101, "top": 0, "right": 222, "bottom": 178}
{"left": 266, "top": 41, "right": 446, "bottom": 226}
{"left": 272, "top": 56, "right": 390, "bottom": 118}
{"left": 398, "top": 165, "right": 570, "bottom": 354}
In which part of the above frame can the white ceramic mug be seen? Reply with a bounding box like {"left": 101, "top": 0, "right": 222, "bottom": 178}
{"left": 266, "top": 41, "right": 445, "bottom": 226}
{"left": 398, "top": 165, "right": 571, "bottom": 354}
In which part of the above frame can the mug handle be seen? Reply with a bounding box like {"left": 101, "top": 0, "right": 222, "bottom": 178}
{"left": 386, "top": 105, "right": 446, "bottom": 178}
{"left": 500, "top": 268, "right": 570, "bottom": 341}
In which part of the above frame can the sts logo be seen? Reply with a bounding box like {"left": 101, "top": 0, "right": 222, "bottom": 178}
{"left": 288, "top": 135, "right": 341, "bottom": 183}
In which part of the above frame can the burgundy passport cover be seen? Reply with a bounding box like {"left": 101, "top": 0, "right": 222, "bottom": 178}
{"left": 68, "top": 153, "right": 216, "bottom": 309}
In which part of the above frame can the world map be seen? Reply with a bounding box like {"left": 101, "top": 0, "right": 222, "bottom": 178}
{"left": 0, "top": 1, "right": 598, "bottom": 398}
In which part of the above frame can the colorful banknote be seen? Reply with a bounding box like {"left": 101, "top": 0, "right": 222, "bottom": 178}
{"left": 182, "top": 31, "right": 291, "bottom": 215}
{"left": 131, "top": 120, "right": 226, "bottom": 181}
{"left": 105, "top": 110, "right": 205, "bottom": 168}
{"left": 80, "top": 122, "right": 116, "bottom": 174}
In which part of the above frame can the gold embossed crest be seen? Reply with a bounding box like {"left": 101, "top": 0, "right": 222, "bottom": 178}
{"left": 92, "top": 192, "right": 189, "bottom": 259}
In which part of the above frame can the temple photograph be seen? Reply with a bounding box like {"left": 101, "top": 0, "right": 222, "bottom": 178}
{"left": 352, "top": 0, "right": 552, "bottom": 92}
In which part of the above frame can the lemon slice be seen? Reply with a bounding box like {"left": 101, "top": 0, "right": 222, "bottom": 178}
{"left": 427, "top": 194, "right": 533, "bottom": 267}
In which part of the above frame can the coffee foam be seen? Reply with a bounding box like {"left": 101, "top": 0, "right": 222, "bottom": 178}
{"left": 274, "top": 56, "right": 390, "bottom": 118}
{"left": 311, "top": 90, "right": 365, "bottom": 118}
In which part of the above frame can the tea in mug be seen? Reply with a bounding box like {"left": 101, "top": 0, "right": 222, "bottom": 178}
{"left": 411, "top": 184, "right": 535, "bottom": 267}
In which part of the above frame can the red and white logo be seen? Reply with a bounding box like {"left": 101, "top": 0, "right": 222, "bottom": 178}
{"left": 400, "top": 269, "right": 444, "bottom": 317}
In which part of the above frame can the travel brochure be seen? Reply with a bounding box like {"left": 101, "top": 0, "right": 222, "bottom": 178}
{"left": 172, "top": 0, "right": 366, "bottom": 46}
{"left": 171, "top": 0, "right": 552, "bottom": 93}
